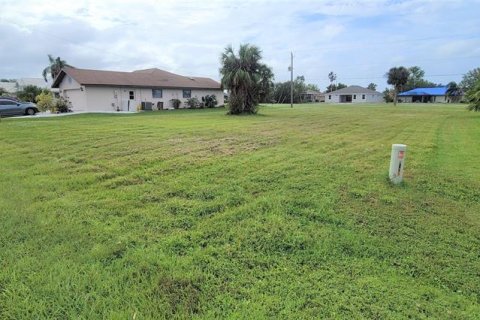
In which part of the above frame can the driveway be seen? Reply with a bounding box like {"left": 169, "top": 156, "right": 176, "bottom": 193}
{"left": 5, "top": 111, "right": 136, "bottom": 119}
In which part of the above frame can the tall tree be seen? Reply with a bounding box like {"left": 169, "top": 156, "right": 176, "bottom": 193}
{"left": 272, "top": 76, "right": 319, "bottom": 103}
{"left": 459, "top": 67, "right": 480, "bottom": 92}
{"left": 367, "top": 83, "right": 377, "bottom": 91}
{"left": 306, "top": 83, "right": 320, "bottom": 92}
{"left": 383, "top": 88, "right": 394, "bottom": 103}
{"left": 445, "top": 82, "right": 463, "bottom": 103}
{"left": 257, "top": 64, "right": 275, "bottom": 103}
{"left": 403, "top": 66, "right": 437, "bottom": 91}
{"left": 328, "top": 71, "right": 337, "bottom": 92}
{"left": 42, "top": 55, "right": 70, "bottom": 82}
{"left": 220, "top": 44, "right": 273, "bottom": 114}
{"left": 294, "top": 76, "right": 306, "bottom": 102}
{"left": 326, "top": 83, "right": 347, "bottom": 93}
{"left": 386, "top": 66, "right": 410, "bottom": 106}
{"left": 465, "top": 79, "right": 480, "bottom": 112}
{"left": 408, "top": 66, "right": 424, "bottom": 85}
{"left": 272, "top": 82, "right": 291, "bottom": 103}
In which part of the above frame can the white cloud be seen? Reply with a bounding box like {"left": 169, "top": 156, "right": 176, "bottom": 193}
{"left": 1, "top": 0, "right": 479, "bottom": 90}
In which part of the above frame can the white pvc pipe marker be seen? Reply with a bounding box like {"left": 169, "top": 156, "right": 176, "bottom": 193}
{"left": 389, "top": 144, "right": 407, "bottom": 184}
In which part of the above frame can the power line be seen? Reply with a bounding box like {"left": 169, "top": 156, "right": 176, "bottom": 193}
{"left": 276, "top": 34, "right": 480, "bottom": 53}
{"left": 307, "top": 73, "right": 466, "bottom": 81}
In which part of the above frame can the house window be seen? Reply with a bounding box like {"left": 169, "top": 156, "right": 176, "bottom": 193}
{"left": 362, "top": 94, "right": 365, "bottom": 99}
{"left": 152, "top": 89, "right": 162, "bottom": 98}
{"left": 328, "top": 95, "right": 331, "bottom": 100}
{"left": 129, "top": 91, "right": 135, "bottom": 100}
{"left": 183, "top": 90, "right": 191, "bottom": 98}
{"left": 353, "top": 94, "right": 357, "bottom": 99}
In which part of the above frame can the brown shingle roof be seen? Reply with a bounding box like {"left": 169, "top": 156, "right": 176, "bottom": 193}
{"left": 329, "top": 85, "right": 381, "bottom": 95}
{"left": 52, "top": 67, "right": 221, "bottom": 89}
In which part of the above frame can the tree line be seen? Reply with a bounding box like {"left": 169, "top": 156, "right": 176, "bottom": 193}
{"left": 2, "top": 45, "right": 479, "bottom": 114}
{"left": 384, "top": 65, "right": 480, "bottom": 107}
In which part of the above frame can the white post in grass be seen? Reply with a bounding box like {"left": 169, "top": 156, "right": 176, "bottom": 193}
{"left": 389, "top": 144, "right": 407, "bottom": 184}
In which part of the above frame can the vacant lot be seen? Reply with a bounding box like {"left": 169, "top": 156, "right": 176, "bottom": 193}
{"left": 1, "top": 104, "right": 479, "bottom": 318}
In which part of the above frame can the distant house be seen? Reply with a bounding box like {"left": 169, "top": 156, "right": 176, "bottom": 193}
{"left": 325, "top": 85, "right": 383, "bottom": 103}
{"left": 0, "top": 78, "right": 53, "bottom": 94}
{"left": 300, "top": 90, "right": 325, "bottom": 103}
{"left": 51, "top": 67, "right": 224, "bottom": 112}
{"left": 398, "top": 86, "right": 459, "bottom": 103}
{"left": 0, "top": 82, "right": 18, "bottom": 94}
{"left": 17, "top": 78, "right": 51, "bottom": 90}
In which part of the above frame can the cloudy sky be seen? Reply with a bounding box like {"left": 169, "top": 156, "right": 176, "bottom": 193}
{"left": 1, "top": 0, "right": 479, "bottom": 90}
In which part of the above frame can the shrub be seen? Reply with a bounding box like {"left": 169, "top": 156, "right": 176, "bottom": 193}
{"left": 35, "top": 90, "right": 54, "bottom": 112}
{"left": 170, "top": 99, "right": 181, "bottom": 109}
{"left": 202, "top": 95, "right": 218, "bottom": 108}
{"left": 55, "top": 97, "right": 71, "bottom": 113}
{"left": 17, "top": 85, "right": 43, "bottom": 102}
{"left": 383, "top": 88, "right": 394, "bottom": 103}
{"left": 185, "top": 97, "right": 200, "bottom": 109}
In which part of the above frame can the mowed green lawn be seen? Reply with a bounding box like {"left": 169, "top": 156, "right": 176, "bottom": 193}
{"left": 1, "top": 104, "right": 479, "bottom": 319}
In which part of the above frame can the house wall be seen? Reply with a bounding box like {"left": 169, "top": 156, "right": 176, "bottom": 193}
{"left": 364, "top": 93, "right": 383, "bottom": 103}
{"left": 65, "top": 89, "right": 88, "bottom": 111}
{"left": 57, "top": 75, "right": 224, "bottom": 112}
{"left": 398, "top": 95, "right": 449, "bottom": 103}
{"left": 399, "top": 96, "right": 413, "bottom": 103}
{"left": 82, "top": 87, "right": 224, "bottom": 111}
{"left": 325, "top": 92, "right": 382, "bottom": 103}
{"left": 325, "top": 93, "right": 340, "bottom": 103}
{"left": 58, "top": 76, "right": 88, "bottom": 111}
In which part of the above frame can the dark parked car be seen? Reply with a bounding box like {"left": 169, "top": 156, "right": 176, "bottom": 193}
{"left": 0, "top": 98, "right": 39, "bottom": 116}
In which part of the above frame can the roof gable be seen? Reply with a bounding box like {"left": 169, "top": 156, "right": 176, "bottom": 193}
{"left": 52, "top": 67, "right": 221, "bottom": 90}
{"left": 328, "top": 85, "right": 381, "bottom": 95}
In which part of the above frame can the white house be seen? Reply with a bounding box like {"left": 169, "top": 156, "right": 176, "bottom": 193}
{"left": 300, "top": 90, "right": 325, "bottom": 103}
{"left": 52, "top": 67, "right": 224, "bottom": 112}
{"left": 17, "top": 78, "right": 52, "bottom": 90}
{"left": 0, "top": 81, "right": 17, "bottom": 94}
{"left": 325, "top": 85, "right": 383, "bottom": 103}
{"left": 0, "top": 78, "right": 53, "bottom": 94}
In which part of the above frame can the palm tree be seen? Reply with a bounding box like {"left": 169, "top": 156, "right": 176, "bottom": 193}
{"left": 466, "top": 79, "right": 480, "bottom": 112}
{"left": 328, "top": 71, "right": 337, "bottom": 92}
{"left": 445, "top": 81, "right": 463, "bottom": 103}
{"left": 42, "top": 55, "right": 71, "bottom": 82}
{"left": 220, "top": 44, "right": 272, "bottom": 114}
{"left": 386, "top": 66, "right": 410, "bottom": 106}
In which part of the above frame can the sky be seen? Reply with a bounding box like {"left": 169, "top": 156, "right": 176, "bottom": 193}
{"left": 1, "top": 0, "right": 479, "bottom": 91}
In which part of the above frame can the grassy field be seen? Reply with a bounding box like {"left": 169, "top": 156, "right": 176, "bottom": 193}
{"left": 1, "top": 103, "right": 479, "bottom": 318}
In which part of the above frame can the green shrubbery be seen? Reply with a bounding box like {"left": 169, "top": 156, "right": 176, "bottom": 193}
{"left": 185, "top": 96, "right": 218, "bottom": 109}
{"left": 55, "top": 97, "right": 71, "bottom": 113}
{"left": 35, "top": 91, "right": 54, "bottom": 112}
{"left": 185, "top": 97, "right": 201, "bottom": 109}
{"left": 466, "top": 79, "right": 480, "bottom": 111}
{"left": 35, "top": 92, "right": 71, "bottom": 113}
{"left": 17, "top": 85, "right": 43, "bottom": 103}
{"left": 170, "top": 99, "right": 181, "bottom": 109}
{"left": 202, "top": 95, "right": 217, "bottom": 108}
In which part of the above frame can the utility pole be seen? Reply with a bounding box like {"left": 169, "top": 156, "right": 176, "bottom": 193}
{"left": 290, "top": 52, "right": 293, "bottom": 108}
